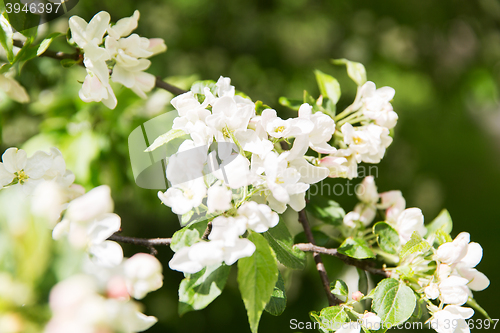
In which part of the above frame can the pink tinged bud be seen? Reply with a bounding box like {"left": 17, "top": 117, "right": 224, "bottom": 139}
{"left": 106, "top": 276, "right": 130, "bottom": 300}
{"left": 352, "top": 291, "right": 364, "bottom": 301}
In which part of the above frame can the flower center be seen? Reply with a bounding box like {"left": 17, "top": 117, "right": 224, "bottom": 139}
{"left": 274, "top": 126, "right": 285, "bottom": 133}
{"left": 14, "top": 170, "right": 29, "bottom": 184}
{"left": 353, "top": 136, "right": 363, "bottom": 145}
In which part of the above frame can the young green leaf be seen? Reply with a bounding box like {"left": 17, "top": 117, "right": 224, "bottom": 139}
{"left": 399, "top": 231, "right": 431, "bottom": 261}
{"left": 310, "top": 306, "right": 349, "bottom": 333}
{"left": 332, "top": 58, "right": 367, "bottom": 86}
{"left": 373, "top": 222, "right": 400, "bottom": 255}
{"left": 170, "top": 228, "right": 201, "bottom": 253}
{"left": 238, "top": 232, "right": 279, "bottom": 333}
{"left": 306, "top": 199, "right": 345, "bottom": 226}
{"left": 144, "top": 128, "right": 188, "bottom": 152}
{"left": 426, "top": 209, "right": 453, "bottom": 236}
{"left": 37, "top": 32, "right": 64, "bottom": 56}
{"left": 371, "top": 278, "right": 416, "bottom": 326}
{"left": 278, "top": 96, "right": 302, "bottom": 111}
{"left": 0, "top": 13, "right": 14, "bottom": 63}
{"left": 263, "top": 219, "right": 306, "bottom": 270}
{"left": 338, "top": 237, "right": 375, "bottom": 259}
{"left": 178, "top": 264, "right": 231, "bottom": 316}
{"left": 264, "top": 271, "right": 286, "bottom": 316}
{"left": 330, "top": 279, "right": 348, "bottom": 301}
{"left": 314, "top": 70, "right": 341, "bottom": 105}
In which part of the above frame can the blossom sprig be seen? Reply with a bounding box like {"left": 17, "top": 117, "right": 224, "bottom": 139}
{"left": 0, "top": 146, "right": 165, "bottom": 332}
{"left": 68, "top": 10, "right": 167, "bottom": 109}
{"left": 330, "top": 175, "right": 490, "bottom": 333}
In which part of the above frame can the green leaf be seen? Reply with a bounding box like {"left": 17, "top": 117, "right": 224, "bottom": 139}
{"left": 0, "top": 13, "right": 14, "bottom": 63}
{"left": 263, "top": 219, "right": 306, "bottom": 270}
{"left": 5, "top": 1, "right": 39, "bottom": 39}
{"left": 238, "top": 232, "right": 279, "bottom": 333}
{"left": 306, "top": 199, "right": 345, "bottom": 226}
{"left": 426, "top": 209, "right": 453, "bottom": 236}
{"left": 434, "top": 229, "right": 452, "bottom": 245}
{"left": 279, "top": 96, "right": 302, "bottom": 111}
{"left": 310, "top": 306, "right": 349, "bottom": 333}
{"left": 264, "top": 271, "right": 286, "bottom": 316}
{"left": 145, "top": 129, "right": 188, "bottom": 152}
{"left": 373, "top": 222, "right": 400, "bottom": 255}
{"left": 399, "top": 231, "right": 431, "bottom": 261}
{"left": 294, "top": 229, "right": 330, "bottom": 247}
{"left": 170, "top": 228, "right": 201, "bottom": 253}
{"left": 314, "top": 69, "right": 341, "bottom": 104}
{"left": 37, "top": 32, "right": 63, "bottom": 56}
{"left": 255, "top": 100, "right": 273, "bottom": 115}
{"left": 178, "top": 264, "right": 231, "bottom": 315}
{"left": 332, "top": 58, "right": 367, "bottom": 86}
{"left": 330, "top": 279, "right": 348, "bottom": 301}
{"left": 372, "top": 278, "right": 416, "bottom": 326}
{"left": 338, "top": 237, "right": 375, "bottom": 259}
{"left": 357, "top": 267, "right": 369, "bottom": 295}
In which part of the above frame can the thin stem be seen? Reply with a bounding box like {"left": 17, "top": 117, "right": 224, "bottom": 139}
{"left": 154, "top": 76, "right": 188, "bottom": 95}
{"left": 201, "top": 221, "right": 213, "bottom": 240}
{"left": 108, "top": 233, "right": 172, "bottom": 256}
{"left": 295, "top": 243, "right": 390, "bottom": 278}
{"left": 298, "top": 210, "right": 342, "bottom": 306}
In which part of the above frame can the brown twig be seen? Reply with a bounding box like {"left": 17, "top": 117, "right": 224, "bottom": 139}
{"left": 201, "top": 221, "right": 213, "bottom": 240}
{"left": 294, "top": 243, "right": 390, "bottom": 278}
{"left": 107, "top": 233, "right": 172, "bottom": 256}
{"left": 298, "top": 209, "right": 342, "bottom": 306}
{"left": 155, "top": 76, "right": 188, "bottom": 95}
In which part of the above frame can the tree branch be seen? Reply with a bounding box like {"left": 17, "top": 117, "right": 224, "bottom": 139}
{"left": 108, "top": 233, "right": 172, "bottom": 256}
{"left": 294, "top": 243, "right": 390, "bottom": 278}
{"left": 298, "top": 209, "right": 343, "bottom": 306}
{"left": 201, "top": 221, "right": 213, "bottom": 240}
{"left": 12, "top": 39, "right": 187, "bottom": 95}
{"left": 155, "top": 76, "right": 188, "bottom": 95}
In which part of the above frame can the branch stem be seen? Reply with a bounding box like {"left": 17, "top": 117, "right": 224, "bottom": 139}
{"left": 295, "top": 243, "right": 390, "bottom": 278}
{"left": 298, "top": 210, "right": 342, "bottom": 306}
{"left": 107, "top": 233, "right": 172, "bottom": 256}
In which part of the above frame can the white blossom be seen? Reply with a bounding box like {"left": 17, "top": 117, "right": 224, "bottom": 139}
{"left": 237, "top": 201, "right": 279, "bottom": 233}
{"left": 438, "top": 275, "right": 470, "bottom": 305}
{"left": 319, "top": 148, "right": 358, "bottom": 179}
{"left": 45, "top": 275, "right": 157, "bottom": 333}
{"left": 429, "top": 305, "right": 474, "bottom": 333}
{"left": 123, "top": 253, "right": 163, "bottom": 300}
{"left": 207, "top": 183, "right": 233, "bottom": 213}
{"left": 158, "top": 178, "right": 207, "bottom": 215}
{"left": 52, "top": 185, "right": 123, "bottom": 267}
{"left": 392, "top": 207, "right": 426, "bottom": 244}
{"left": 341, "top": 123, "right": 392, "bottom": 164}
{"left": 356, "top": 81, "right": 398, "bottom": 129}
{"left": 297, "top": 103, "right": 336, "bottom": 153}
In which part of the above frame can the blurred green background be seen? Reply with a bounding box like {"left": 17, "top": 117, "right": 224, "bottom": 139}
{"left": 1, "top": 0, "right": 499, "bottom": 331}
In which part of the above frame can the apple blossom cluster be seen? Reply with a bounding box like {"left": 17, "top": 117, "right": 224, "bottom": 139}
{"left": 342, "top": 176, "right": 489, "bottom": 333}
{"left": 0, "top": 147, "right": 164, "bottom": 332}
{"left": 153, "top": 76, "right": 400, "bottom": 274}
{"left": 319, "top": 81, "right": 396, "bottom": 179}
{"left": 68, "top": 10, "right": 167, "bottom": 109}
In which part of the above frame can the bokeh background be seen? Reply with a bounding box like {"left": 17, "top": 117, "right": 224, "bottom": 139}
{"left": 1, "top": 0, "right": 499, "bottom": 331}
